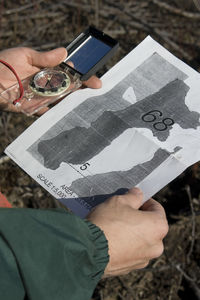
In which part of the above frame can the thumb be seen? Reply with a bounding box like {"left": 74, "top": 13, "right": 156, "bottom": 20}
{"left": 121, "top": 187, "right": 143, "bottom": 210}
{"left": 31, "top": 47, "right": 68, "bottom": 68}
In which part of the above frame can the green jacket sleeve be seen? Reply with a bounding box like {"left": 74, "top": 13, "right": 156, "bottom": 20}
{"left": 0, "top": 208, "right": 109, "bottom": 300}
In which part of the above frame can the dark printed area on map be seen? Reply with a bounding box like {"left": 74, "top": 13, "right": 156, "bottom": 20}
{"left": 5, "top": 36, "right": 200, "bottom": 217}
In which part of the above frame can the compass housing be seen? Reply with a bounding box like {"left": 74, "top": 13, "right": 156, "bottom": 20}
{"left": 29, "top": 69, "right": 70, "bottom": 96}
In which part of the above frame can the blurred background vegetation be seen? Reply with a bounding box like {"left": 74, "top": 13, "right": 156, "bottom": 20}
{"left": 0, "top": 1, "right": 200, "bottom": 299}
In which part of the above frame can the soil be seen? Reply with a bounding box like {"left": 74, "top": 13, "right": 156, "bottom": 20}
{"left": 0, "top": 1, "right": 200, "bottom": 299}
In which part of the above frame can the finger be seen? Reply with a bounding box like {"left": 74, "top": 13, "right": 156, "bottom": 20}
{"left": 36, "top": 106, "right": 49, "bottom": 116}
{"left": 148, "top": 243, "right": 164, "bottom": 259}
{"left": 31, "top": 48, "right": 68, "bottom": 68}
{"left": 66, "top": 61, "right": 74, "bottom": 68}
{"left": 141, "top": 198, "right": 166, "bottom": 217}
{"left": 83, "top": 75, "right": 102, "bottom": 89}
{"left": 119, "top": 187, "right": 143, "bottom": 210}
{"left": 0, "top": 97, "right": 21, "bottom": 113}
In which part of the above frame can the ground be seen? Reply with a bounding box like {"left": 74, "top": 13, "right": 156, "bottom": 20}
{"left": 0, "top": 1, "right": 200, "bottom": 299}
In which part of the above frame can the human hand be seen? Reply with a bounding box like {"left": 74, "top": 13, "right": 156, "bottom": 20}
{"left": 87, "top": 188, "right": 168, "bottom": 277}
{"left": 0, "top": 47, "right": 102, "bottom": 113}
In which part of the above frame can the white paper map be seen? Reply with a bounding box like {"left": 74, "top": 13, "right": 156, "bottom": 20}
{"left": 5, "top": 36, "right": 200, "bottom": 217}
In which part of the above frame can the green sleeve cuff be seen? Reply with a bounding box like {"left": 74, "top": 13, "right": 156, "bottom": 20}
{"left": 84, "top": 220, "right": 109, "bottom": 281}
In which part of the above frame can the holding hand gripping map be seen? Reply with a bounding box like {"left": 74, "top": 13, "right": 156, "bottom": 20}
{"left": 5, "top": 36, "right": 200, "bottom": 217}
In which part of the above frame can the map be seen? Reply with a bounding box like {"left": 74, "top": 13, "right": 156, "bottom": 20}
{"left": 5, "top": 36, "right": 200, "bottom": 217}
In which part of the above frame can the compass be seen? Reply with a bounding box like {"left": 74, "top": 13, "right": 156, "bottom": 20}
{"left": 4, "top": 27, "right": 118, "bottom": 115}
{"left": 29, "top": 69, "right": 71, "bottom": 96}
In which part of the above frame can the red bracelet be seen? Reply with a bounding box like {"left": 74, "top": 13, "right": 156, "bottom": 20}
{"left": 0, "top": 59, "right": 24, "bottom": 105}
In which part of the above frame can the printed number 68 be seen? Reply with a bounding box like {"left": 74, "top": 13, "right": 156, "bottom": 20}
{"left": 142, "top": 110, "right": 174, "bottom": 131}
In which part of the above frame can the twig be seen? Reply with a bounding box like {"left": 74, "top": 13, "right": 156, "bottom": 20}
{"left": 168, "top": 271, "right": 182, "bottom": 300}
{"left": 122, "top": 10, "right": 193, "bottom": 61}
{"left": 151, "top": 0, "right": 200, "bottom": 19}
{"left": 100, "top": 289, "right": 104, "bottom": 300}
{"left": 95, "top": 0, "right": 99, "bottom": 28}
{"left": 185, "top": 185, "right": 196, "bottom": 263}
{"left": 0, "top": 155, "right": 10, "bottom": 164}
{"left": 2, "top": 0, "right": 44, "bottom": 15}
{"left": 175, "top": 264, "right": 196, "bottom": 282}
{"left": 193, "top": 0, "right": 200, "bottom": 11}
{"left": 175, "top": 264, "right": 200, "bottom": 300}
{"left": 188, "top": 281, "right": 200, "bottom": 300}
{"left": 154, "top": 28, "right": 193, "bottom": 61}
{"left": 103, "top": 1, "right": 132, "bottom": 32}
{"left": 1, "top": 12, "right": 62, "bottom": 23}
{"left": 55, "top": 1, "right": 93, "bottom": 12}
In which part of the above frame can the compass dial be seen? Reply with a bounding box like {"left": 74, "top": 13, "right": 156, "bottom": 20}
{"left": 29, "top": 69, "right": 70, "bottom": 96}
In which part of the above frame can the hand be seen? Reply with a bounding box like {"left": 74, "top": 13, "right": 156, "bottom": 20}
{"left": 0, "top": 47, "right": 102, "bottom": 114}
{"left": 87, "top": 188, "right": 168, "bottom": 277}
